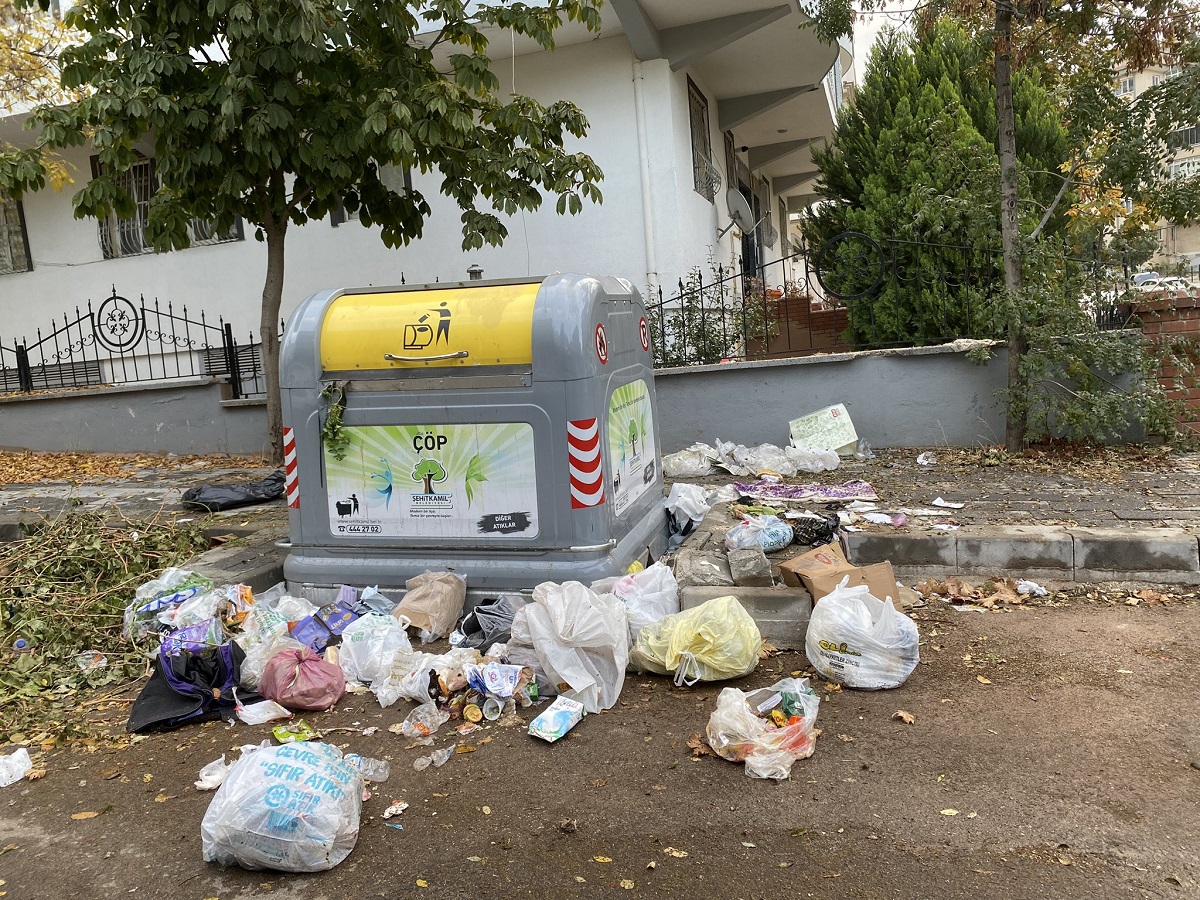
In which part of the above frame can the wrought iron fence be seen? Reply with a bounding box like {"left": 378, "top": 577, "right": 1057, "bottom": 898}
{"left": 646, "top": 232, "right": 1147, "bottom": 368}
{"left": 0, "top": 288, "right": 270, "bottom": 398}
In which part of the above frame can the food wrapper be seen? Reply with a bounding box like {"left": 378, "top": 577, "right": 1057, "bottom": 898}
{"left": 528, "top": 696, "right": 585, "bottom": 743}
{"left": 273, "top": 719, "right": 319, "bottom": 744}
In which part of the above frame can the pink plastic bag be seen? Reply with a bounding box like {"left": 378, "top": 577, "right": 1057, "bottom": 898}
{"left": 259, "top": 647, "right": 346, "bottom": 711}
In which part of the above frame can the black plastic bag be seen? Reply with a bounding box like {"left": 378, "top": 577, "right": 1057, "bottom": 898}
{"left": 127, "top": 642, "right": 260, "bottom": 733}
{"left": 454, "top": 595, "right": 527, "bottom": 653}
{"left": 181, "top": 470, "right": 286, "bottom": 511}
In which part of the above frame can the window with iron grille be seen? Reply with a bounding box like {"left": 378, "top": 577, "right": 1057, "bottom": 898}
{"left": 92, "top": 155, "right": 243, "bottom": 259}
{"left": 688, "top": 78, "right": 719, "bottom": 202}
{"left": 0, "top": 197, "right": 32, "bottom": 275}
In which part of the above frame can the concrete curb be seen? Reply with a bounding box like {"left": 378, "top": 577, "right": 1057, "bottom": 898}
{"left": 844, "top": 526, "right": 1200, "bottom": 585}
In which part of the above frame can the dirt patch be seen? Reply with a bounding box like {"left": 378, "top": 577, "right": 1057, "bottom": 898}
{"left": 2, "top": 601, "right": 1198, "bottom": 899}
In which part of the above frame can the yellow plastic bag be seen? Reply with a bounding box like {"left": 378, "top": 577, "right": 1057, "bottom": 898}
{"left": 630, "top": 596, "right": 762, "bottom": 685}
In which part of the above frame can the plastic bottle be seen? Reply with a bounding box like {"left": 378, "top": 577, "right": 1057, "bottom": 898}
{"left": 11, "top": 637, "right": 30, "bottom": 655}
{"left": 344, "top": 754, "right": 390, "bottom": 783}
{"left": 401, "top": 701, "right": 449, "bottom": 738}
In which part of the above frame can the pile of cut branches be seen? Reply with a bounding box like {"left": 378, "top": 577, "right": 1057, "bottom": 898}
{"left": 0, "top": 511, "right": 209, "bottom": 739}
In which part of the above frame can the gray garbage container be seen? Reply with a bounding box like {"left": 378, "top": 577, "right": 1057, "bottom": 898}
{"left": 279, "top": 274, "right": 667, "bottom": 594}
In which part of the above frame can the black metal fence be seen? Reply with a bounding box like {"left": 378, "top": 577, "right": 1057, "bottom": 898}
{"left": 0, "top": 288, "right": 269, "bottom": 399}
{"left": 646, "top": 232, "right": 1144, "bottom": 368}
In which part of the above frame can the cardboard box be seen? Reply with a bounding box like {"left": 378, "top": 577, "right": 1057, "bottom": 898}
{"left": 779, "top": 541, "right": 898, "bottom": 603}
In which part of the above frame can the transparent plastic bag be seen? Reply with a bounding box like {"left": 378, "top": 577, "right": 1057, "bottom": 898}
{"left": 0, "top": 747, "right": 32, "bottom": 787}
{"left": 523, "top": 581, "right": 628, "bottom": 713}
{"left": 706, "top": 677, "right": 821, "bottom": 780}
{"left": 596, "top": 562, "right": 680, "bottom": 645}
{"left": 724, "top": 515, "right": 794, "bottom": 553}
{"left": 804, "top": 577, "right": 920, "bottom": 689}
{"left": 200, "top": 741, "right": 362, "bottom": 872}
{"left": 239, "top": 632, "right": 305, "bottom": 691}
{"left": 401, "top": 701, "right": 450, "bottom": 738}
{"left": 338, "top": 613, "right": 412, "bottom": 685}
{"left": 661, "top": 446, "right": 716, "bottom": 478}
{"left": 195, "top": 755, "right": 232, "bottom": 791}
{"left": 630, "top": 595, "right": 762, "bottom": 684}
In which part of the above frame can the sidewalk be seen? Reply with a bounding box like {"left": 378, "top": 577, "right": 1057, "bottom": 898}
{"left": 3, "top": 445, "right": 1200, "bottom": 585}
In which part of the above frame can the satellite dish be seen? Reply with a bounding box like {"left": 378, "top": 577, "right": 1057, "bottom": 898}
{"left": 718, "top": 188, "right": 764, "bottom": 239}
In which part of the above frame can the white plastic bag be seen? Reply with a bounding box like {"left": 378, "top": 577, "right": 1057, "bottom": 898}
{"left": 521, "top": 581, "right": 628, "bottom": 713}
{"left": 661, "top": 445, "right": 717, "bottom": 478}
{"left": 602, "top": 562, "right": 680, "bottom": 644}
{"left": 274, "top": 595, "right": 318, "bottom": 623}
{"left": 201, "top": 741, "right": 362, "bottom": 872}
{"left": 195, "top": 755, "right": 231, "bottom": 791}
{"left": 706, "top": 677, "right": 821, "bottom": 780}
{"left": 724, "top": 515, "right": 794, "bottom": 553}
{"left": 338, "top": 613, "right": 412, "bottom": 685}
{"left": 805, "top": 577, "right": 920, "bottom": 689}
{"left": 785, "top": 445, "right": 840, "bottom": 473}
{"left": 0, "top": 747, "right": 32, "bottom": 787}
{"left": 234, "top": 690, "right": 292, "bottom": 726}
{"left": 370, "top": 647, "right": 480, "bottom": 708}
{"left": 665, "top": 483, "right": 713, "bottom": 532}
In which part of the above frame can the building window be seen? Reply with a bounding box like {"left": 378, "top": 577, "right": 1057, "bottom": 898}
{"left": 1170, "top": 158, "right": 1200, "bottom": 180}
{"left": 1152, "top": 75, "right": 1161, "bottom": 86}
{"left": 332, "top": 164, "right": 413, "bottom": 225}
{"left": 1169, "top": 124, "right": 1200, "bottom": 149}
{"left": 92, "top": 155, "right": 242, "bottom": 259}
{"left": 1117, "top": 75, "right": 1135, "bottom": 96}
{"left": 688, "top": 78, "right": 720, "bottom": 202}
{"left": 0, "top": 198, "right": 33, "bottom": 275}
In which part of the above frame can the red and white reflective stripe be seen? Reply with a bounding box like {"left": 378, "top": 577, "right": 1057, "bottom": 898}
{"left": 567, "top": 418, "right": 605, "bottom": 509}
{"left": 282, "top": 427, "right": 300, "bottom": 509}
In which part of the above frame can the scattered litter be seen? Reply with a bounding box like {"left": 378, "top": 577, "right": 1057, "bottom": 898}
{"left": 385, "top": 823, "right": 404, "bottom": 831}
{"left": 734, "top": 480, "right": 878, "bottom": 503}
{"left": 788, "top": 403, "right": 858, "bottom": 456}
{"left": 74, "top": 650, "right": 108, "bottom": 672}
{"left": 805, "top": 578, "right": 920, "bottom": 689}
{"left": 260, "top": 647, "right": 346, "bottom": 712}
{"left": 892, "top": 710, "right": 916, "bottom": 725}
{"left": 706, "top": 678, "right": 821, "bottom": 780}
{"left": 402, "top": 702, "right": 451, "bottom": 739}
{"left": 932, "top": 524, "right": 960, "bottom": 532}
{"left": 345, "top": 755, "right": 390, "bottom": 782}
{"left": 195, "top": 755, "right": 232, "bottom": 790}
{"left": 382, "top": 802, "right": 409, "bottom": 819}
{"left": 0, "top": 748, "right": 33, "bottom": 787}
{"left": 916, "top": 452, "right": 937, "bottom": 466}
{"left": 528, "top": 696, "right": 587, "bottom": 743}
{"left": 272, "top": 720, "right": 319, "bottom": 744}
{"left": 1016, "top": 580, "right": 1049, "bottom": 597}
{"left": 931, "top": 497, "right": 965, "bottom": 509}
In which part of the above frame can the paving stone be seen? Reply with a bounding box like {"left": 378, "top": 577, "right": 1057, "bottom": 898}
{"left": 680, "top": 584, "right": 813, "bottom": 650}
{"left": 728, "top": 548, "right": 773, "bottom": 587}
{"left": 843, "top": 531, "right": 956, "bottom": 568}
{"left": 672, "top": 549, "right": 734, "bottom": 588}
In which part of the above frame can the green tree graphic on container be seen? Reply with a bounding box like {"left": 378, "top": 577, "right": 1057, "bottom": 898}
{"left": 628, "top": 419, "right": 639, "bottom": 457}
{"left": 412, "top": 459, "right": 447, "bottom": 495}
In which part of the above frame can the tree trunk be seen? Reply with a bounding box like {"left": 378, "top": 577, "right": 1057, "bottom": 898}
{"left": 261, "top": 212, "right": 288, "bottom": 466}
{"left": 995, "top": 0, "right": 1027, "bottom": 453}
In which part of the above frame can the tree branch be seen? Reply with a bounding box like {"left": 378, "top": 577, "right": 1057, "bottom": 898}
{"left": 1030, "top": 166, "right": 1078, "bottom": 239}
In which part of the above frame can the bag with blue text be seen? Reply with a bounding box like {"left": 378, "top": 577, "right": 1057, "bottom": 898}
{"left": 201, "top": 741, "right": 363, "bottom": 872}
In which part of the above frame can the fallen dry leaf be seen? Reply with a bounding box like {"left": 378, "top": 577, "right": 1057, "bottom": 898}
{"left": 663, "top": 847, "right": 688, "bottom": 858}
{"left": 686, "top": 734, "right": 715, "bottom": 758}
{"left": 481, "top": 806, "right": 491, "bottom": 815}
{"left": 940, "top": 809, "right": 959, "bottom": 816}
{"left": 976, "top": 675, "right": 992, "bottom": 685}
{"left": 25, "top": 769, "right": 46, "bottom": 781}
{"left": 592, "top": 856, "right": 613, "bottom": 864}
{"left": 893, "top": 710, "right": 916, "bottom": 725}
{"left": 70, "top": 811, "right": 100, "bottom": 820}
{"left": 620, "top": 879, "right": 635, "bottom": 890}
{"left": 646, "top": 861, "right": 656, "bottom": 871}
{"left": 837, "top": 733, "right": 855, "bottom": 742}
{"left": 416, "top": 878, "right": 429, "bottom": 888}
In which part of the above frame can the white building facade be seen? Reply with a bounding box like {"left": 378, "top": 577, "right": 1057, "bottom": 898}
{"left": 0, "top": 0, "right": 850, "bottom": 348}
